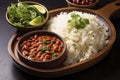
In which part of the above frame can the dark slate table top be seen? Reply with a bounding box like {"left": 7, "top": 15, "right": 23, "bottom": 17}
{"left": 0, "top": 0, "right": 120, "bottom": 80}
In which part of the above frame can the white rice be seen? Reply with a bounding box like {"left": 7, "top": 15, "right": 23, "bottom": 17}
{"left": 46, "top": 11, "right": 109, "bottom": 65}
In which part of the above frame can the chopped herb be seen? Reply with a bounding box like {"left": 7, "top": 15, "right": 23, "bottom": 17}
{"left": 67, "top": 13, "right": 89, "bottom": 30}
{"left": 52, "top": 52, "right": 57, "bottom": 57}
{"left": 81, "top": 18, "right": 89, "bottom": 24}
{"left": 40, "top": 46, "right": 50, "bottom": 52}
{"left": 75, "top": 21, "right": 85, "bottom": 29}
{"left": 50, "top": 41, "right": 54, "bottom": 44}
{"left": 43, "top": 39, "right": 51, "bottom": 44}
{"left": 71, "top": 13, "right": 80, "bottom": 19}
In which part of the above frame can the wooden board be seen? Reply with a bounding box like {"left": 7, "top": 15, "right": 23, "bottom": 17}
{"left": 8, "top": 0, "right": 120, "bottom": 78}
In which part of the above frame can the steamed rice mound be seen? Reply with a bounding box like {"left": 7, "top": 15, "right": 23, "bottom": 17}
{"left": 47, "top": 11, "right": 109, "bottom": 65}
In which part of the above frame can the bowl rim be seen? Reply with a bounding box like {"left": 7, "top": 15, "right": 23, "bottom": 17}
{"left": 17, "top": 30, "right": 67, "bottom": 63}
{"left": 66, "top": 0, "right": 99, "bottom": 7}
{"left": 6, "top": 1, "right": 49, "bottom": 29}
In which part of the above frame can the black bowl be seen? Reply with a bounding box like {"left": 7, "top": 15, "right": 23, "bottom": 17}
{"left": 17, "top": 30, "right": 67, "bottom": 69}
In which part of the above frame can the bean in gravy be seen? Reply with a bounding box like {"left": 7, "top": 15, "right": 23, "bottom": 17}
{"left": 20, "top": 34, "right": 64, "bottom": 62}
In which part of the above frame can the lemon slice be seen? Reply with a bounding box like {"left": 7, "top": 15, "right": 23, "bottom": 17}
{"left": 29, "top": 16, "right": 43, "bottom": 25}
{"left": 33, "top": 5, "right": 46, "bottom": 14}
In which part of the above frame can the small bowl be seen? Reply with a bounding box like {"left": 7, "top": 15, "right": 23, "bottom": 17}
{"left": 66, "top": 0, "right": 99, "bottom": 9}
{"left": 17, "top": 30, "right": 67, "bottom": 69}
{"left": 6, "top": 1, "right": 49, "bottom": 31}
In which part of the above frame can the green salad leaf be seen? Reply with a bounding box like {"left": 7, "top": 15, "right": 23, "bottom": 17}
{"left": 7, "top": 1, "right": 45, "bottom": 27}
{"left": 40, "top": 46, "right": 50, "bottom": 52}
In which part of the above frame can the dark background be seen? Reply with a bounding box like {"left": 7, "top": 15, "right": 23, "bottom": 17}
{"left": 0, "top": 0, "right": 120, "bottom": 80}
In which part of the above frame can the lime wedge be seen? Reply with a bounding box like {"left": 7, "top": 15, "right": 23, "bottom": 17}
{"left": 29, "top": 16, "right": 43, "bottom": 25}
{"left": 33, "top": 5, "right": 46, "bottom": 14}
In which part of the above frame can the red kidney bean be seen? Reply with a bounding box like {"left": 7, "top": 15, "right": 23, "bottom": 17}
{"left": 57, "top": 52, "right": 61, "bottom": 57}
{"left": 51, "top": 37, "right": 56, "bottom": 43}
{"left": 72, "top": 0, "right": 76, "bottom": 4}
{"left": 32, "top": 43, "right": 39, "bottom": 48}
{"left": 29, "top": 52, "right": 36, "bottom": 57}
{"left": 38, "top": 41, "right": 43, "bottom": 44}
{"left": 45, "top": 51, "right": 51, "bottom": 54}
{"left": 20, "top": 34, "right": 64, "bottom": 62}
{"left": 60, "top": 43, "right": 64, "bottom": 48}
{"left": 36, "top": 44, "right": 42, "bottom": 51}
{"left": 46, "top": 36, "right": 52, "bottom": 40}
{"left": 39, "top": 53, "right": 47, "bottom": 61}
{"left": 34, "top": 34, "right": 38, "bottom": 39}
{"left": 21, "top": 45, "right": 29, "bottom": 51}
{"left": 55, "top": 39, "right": 60, "bottom": 45}
{"left": 70, "top": 0, "right": 95, "bottom": 5}
{"left": 85, "top": 0, "right": 89, "bottom": 4}
{"left": 26, "top": 42, "right": 31, "bottom": 46}
{"left": 58, "top": 46, "right": 62, "bottom": 52}
{"left": 22, "top": 50, "right": 28, "bottom": 56}
{"left": 41, "top": 36, "right": 46, "bottom": 40}
{"left": 81, "top": 0, "right": 85, "bottom": 5}
{"left": 90, "top": 0, "right": 93, "bottom": 1}
{"left": 16, "top": 37, "right": 21, "bottom": 41}
{"left": 73, "top": 0, "right": 79, "bottom": 4}
{"left": 89, "top": 1, "right": 93, "bottom": 4}
{"left": 36, "top": 52, "right": 42, "bottom": 57}
{"left": 52, "top": 45, "right": 58, "bottom": 52}
{"left": 43, "top": 55, "right": 52, "bottom": 61}
{"left": 30, "top": 48, "right": 37, "bottom": 54}
{"left": 47, "top": 44, "right": 52, "bottom": 48}
{"left": 28, "top": 55, "right": 35, "bottom": 60}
